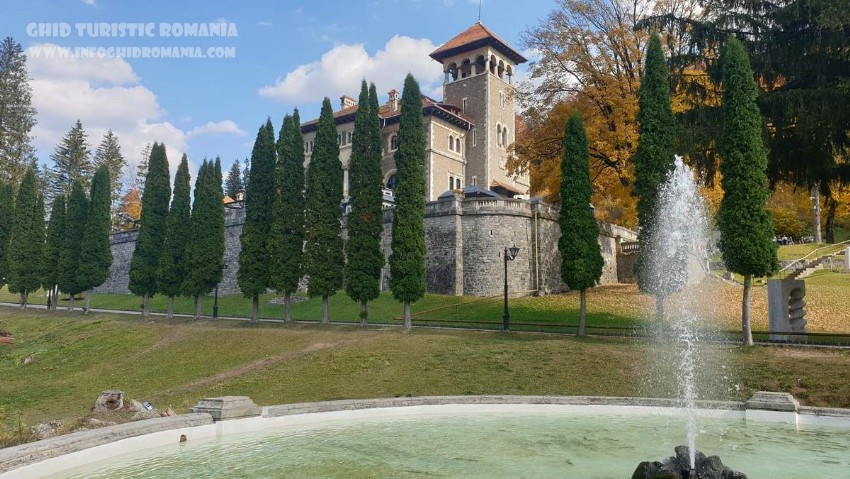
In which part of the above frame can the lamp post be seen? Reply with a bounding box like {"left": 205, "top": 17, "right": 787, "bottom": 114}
{"left": 502, "top": 246, "right": 520, "bottom": 331}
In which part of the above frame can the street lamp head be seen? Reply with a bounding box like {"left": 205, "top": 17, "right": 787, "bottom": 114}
{"left": 506, "top": 246, "right": 520, "bottom": 261}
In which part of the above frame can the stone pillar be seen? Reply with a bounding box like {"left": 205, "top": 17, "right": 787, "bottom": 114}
{"left": 453, "top": 194, "right": 464, "bottom": 296}
{"left": 767, "top": 279, "right": 807, "bottom": 342}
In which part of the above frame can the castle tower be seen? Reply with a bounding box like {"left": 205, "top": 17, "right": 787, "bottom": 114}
{"left": 430, "top": 22, "right": 529, "bottom": 196}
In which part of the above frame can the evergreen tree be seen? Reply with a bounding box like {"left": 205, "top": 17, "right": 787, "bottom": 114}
{"left": 268, "top": 112, "right": 307, "bottom": 321}
{"left": 238, "top": 120, "right": 277, "bottom": 321}
{"left": 92, "top": 130, "right": 126, "bottom": 224}
{"left": 389, "top": 74, "right": 427, "bottom": 329}
{"left": 717, "top": 37, "right": 779, "bottom": 346}
{"left": 632, "top": 33, "right": 677, "bottom": 322}
{"left": 304, "top": 98, "right": 344, "bottom": 323}
{"left": 241, "top": 157, "right": 250, "bottom": 192}
{"left": 224, "top": 158, "right": 243, "bottom": 199}
{"left": 43, "top": 194, "right": 64, "bottom": 311}
{"left": 59, "top": 180, "right": 87, "bottom": 311}
{"left": 158, "top": 154, "right": 191, "bottom": 319}
{"left": 7, "top": 168, "right": 44, "bottom": 307}
{"left": 77, "top": 165, "right": 113, "bottom": 312}
{"left": 48, "top": 119, "right": 92, "bottom": 201}
{"left": 558, "top": 112, "right": 604, "bottom": 335}
{"left": 128, "top": 142, "right": 171, "bottom": 315}
{"left": 182, "top": 160, "right": 225, "bottom": 319}
{"left": 134, "top": 143, "right": 151, "bottom": 193}
{"left": 0, "top": 37, "right": 37, "bottom": 185}
{"left": 0, "top": 182, "right": 14, "bottom": 289}
{"left": 345, "top": 81, "right": 385, "bottom": 325}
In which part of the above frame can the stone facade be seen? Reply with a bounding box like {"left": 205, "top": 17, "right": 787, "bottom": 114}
{"left": 96, "top": 197, "right": 636, "bottom": 298}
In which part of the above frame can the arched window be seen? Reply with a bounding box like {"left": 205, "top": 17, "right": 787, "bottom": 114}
{"left": 386, "top": 173, "right": 398, "bottom": 191}
{"left": 502, "top": 127, "right": 508, "bottom": 149}
{"left": 347, "top": 131, "right": 352, "bottom": 144}
{"left": 489, "top": 55, "right": 497, "bottom": 75}
{"left": 455, "top": 137, "right": 461, "bottom": 153}
{"left": 390, "top": 134, "right": 398, "bottom": 151}
{"left": 447, "top": 63, "right": 458, "bottom": 82}
{"left": 460, "top": 59, "right": 472, "bottom": 78}
{"left": 497, "top": 124, "right": 503, "bottom": 147}
{"left": 498, "top": 60, "right": 505, "bottom": 79}
{"left": 475, "top": 55, "right": 486, "bottom": 74}
{"left": 448, "top": 134, "right": 454, "bottom": 151}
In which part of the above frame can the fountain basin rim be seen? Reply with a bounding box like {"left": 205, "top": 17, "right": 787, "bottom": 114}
{"left": 2, "top": 394, "right": 849, "bottom": 478}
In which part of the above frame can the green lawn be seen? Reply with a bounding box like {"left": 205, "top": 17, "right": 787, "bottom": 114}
{"left": 2, "top": 308, "right": 850, "bottom": 447}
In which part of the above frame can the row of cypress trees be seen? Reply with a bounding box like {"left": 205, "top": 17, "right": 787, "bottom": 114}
{"left": 237, "top": 74, "right": 426, "bottom": 327}
{"left": 0, "top": 165, "right": 113, "bottom": 310}
{"left": 127, "top": 143, "right": 225, "bottom": 318}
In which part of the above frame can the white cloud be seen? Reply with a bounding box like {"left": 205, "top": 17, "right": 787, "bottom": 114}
{"left": 259, "top": 35, "right": 444, "bottom": 104}
{"left": 27, "top": 43, "right": 187, "bottom": 177}
{"left": 187, "top": 120, "right": 246, "bottom": 138}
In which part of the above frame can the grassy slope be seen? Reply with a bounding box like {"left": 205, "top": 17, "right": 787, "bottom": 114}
{"left": 2, "top": 309, "right": 850, "bottom": 434}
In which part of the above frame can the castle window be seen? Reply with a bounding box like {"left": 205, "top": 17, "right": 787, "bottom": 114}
{"left": 386, "top": 173, "right": 398, "bottom": 190}
{"left": 489, "top": 55, "right": 497, "bottom": 75}
{"left": 455, "top": 137, "right": 461, "bottom": 153}
{"left": 347, "top": 131, "right": 352, "bottom": 144}
{"left": 456, "top": 177, "right": 461, "bottom": 189}
{"left": 448, "top": 134, "right": 454, "bottom": 151}
{"left": 460, "top": 59, "right": 472, "bottom": 78}
{"left": 498, "top": 60, "right": 505, "bottom": 80}
{"left": 497, "top": 124, "right": 503, "bottom": 147}
{"left": 390, "top": 134, "right": 398, "bottom": 151}
{"left": 449, "top": 175, "right": 454, "bottom": 191}
{"left": 475, "top": 55, "right": 486, "bottom": 74}
{"left": 447, "top": 63, "right": 458, "bottom": 82}
{"left": 472, "top": 128, "right": 476, "bottom": 146}
{"left": 338, "top": 134, "right": 342, "bottom": 145}
{"left": 462, "top": 97, "right": 467, "bottom": 114}
{"left": 499, "top": 91, "right": 506, "bottom": 108}
{"left": 502, "top": 127, "right": 508, "bottom": 149}
{"left": 472, "top": 175, "right": 478, "bottom": 186}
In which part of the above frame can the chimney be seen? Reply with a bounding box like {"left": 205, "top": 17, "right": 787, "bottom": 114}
{"left": 388, "top": 89, "right": 400, "bottom": 111}
{"left": 339, "top": 95, "right": 357, "bottom": 110}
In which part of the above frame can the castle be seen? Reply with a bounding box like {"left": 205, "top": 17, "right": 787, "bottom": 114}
{"left": 300, "top": 22, "right": 531, "bottom": 201}
{"left": 96, "top": 24, "right": 638, "bottom": 299}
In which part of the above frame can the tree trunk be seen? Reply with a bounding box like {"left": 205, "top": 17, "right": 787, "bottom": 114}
{"left": 812, "top": 185, "right": 822, "bottom": 244}
{"left": 655, "top": 294, "right": 665, "bottom": 324}
{"left": 167, "top": 296, "right": 174, "bottom": 320}
{"left": 742, "top": 274, "right": 754, "bottom": 346}
{"left": 142, "top": 293, "right": 150, "bottom": 317}
{"left": 19, "top": 291, "right": 27, "bottom": 309}
{"left": 50, "top": 286, "right": 57, "bottom": 311}
{"left": 68, "top": 294, "right": 75, "bottom": 312}
{"left": 824, "top": 195, "right": 838, "bottom": 244}
{"left": 194, "top": 295, "right": 202, "bottom": 320}
{"left": 578, "top": 289, "right": 587, "bottom": 336}
{"left": 360, "top": 301, "right": 368, "bottom": 326}
{"left": 251, "top": 294, "right": 259, "bottom": 322}
{"left": 403, "top": 301, "right": 412, "bottom": 330}
{"left": 321, "top": 295, "right": 329, "bottom": 324}
{"left": 84, "top": 290, "right": 92, "bottom": 314}
{"left": 284, "top": 292, "right": 292, "bottom": 322}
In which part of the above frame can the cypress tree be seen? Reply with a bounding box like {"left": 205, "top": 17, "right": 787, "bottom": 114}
{"left": 43, "top": 194, "right": 64, "bottom": 311}
{"left": 269, "top": 111, "right": 306, "bottom": 321}
{"left": 59, "top": 180, "right": 87, "bottom": 311}
{"left": 304, "top": 98, "right": 344, "bottom": 323}
{"left": 92, "top": 130, "right": 126, "bottom": 226}
{"left": 182, "top": 160, "right": 225, "bottom": 319}
{"left": 632, "top": 33, "right": 677, "bottom": 322}
{"left": 238, "top": 120, "right": 277, "bottom": 321}
{"left": 717, "top": 37, "right": 779, "bottom": 346}
{"left": 0, "top": 182, "right": 14, "bottom": 289}
{"left": 158, "top": 154, "right": 191, "bottom": 319}
{"left": 559, "top": 112, "right": 604, "bottom": 336}
{"left": 389, "top": 74, "right": 427, "bottom": 329}
{"left": 77, "top": 165, "right": 113, "bottom": 312}
{"left": 345, "top": 81, "right": 385, "bottom": 325}
{"left": 224, "top": 159, "right": 243, "bottom": 199}
{"left": 7, "top": 168, "right": 44, "bottom": 308}
{"left": 128, "top": 142, "right": 171, "bottom": 316}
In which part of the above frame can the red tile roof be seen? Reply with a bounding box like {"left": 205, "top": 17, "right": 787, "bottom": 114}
{"left": 430, "top": 22, "right": 527, "bottom": 64}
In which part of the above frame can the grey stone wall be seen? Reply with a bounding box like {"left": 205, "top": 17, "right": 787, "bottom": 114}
{"left": 96, "top": 197, "right": 636, "bottom": 298}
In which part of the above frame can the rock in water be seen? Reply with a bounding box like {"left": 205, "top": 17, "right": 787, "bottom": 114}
{"left": 93, "top": 390, "right": 124, "bottom": 412}
{"left": 632, "top": 446, "right": 748, "bottom": 479}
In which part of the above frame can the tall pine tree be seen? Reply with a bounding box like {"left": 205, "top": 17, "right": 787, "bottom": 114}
{"left": 0, "top": 182, "right": 14, "bottom": 289}
{"left": 158, "top": 154, "right": 191, "bottom": 319}
{"left": 558, "top": 112, "right": 604, "bottom": 336}
{"left": 59, "top": 180, "right": 87, "bottom": 311}
{"left": 77, "top": 165, "right": 113, "bottom": 312}
{"left": 238, "top": 120, "right": 277, "bottom": 321}
{"left": 304, "top": 98, "right": 344, "bottom": 323}
{"left": 48, "top": 119, "right": 92, "bottom": 201}
{"left": 92, "top": 130, "right": 126, "bottom": 225}
{"left": 268, "top": 112, "right": 306, "bottom": 321}
{"left": 345, "top": 81, "right": 385, "bottom": 325}
{"left": 632, "top": 33, "right": 677, "bottom": 322}
{"left": 717, "top": 37, "right": 779, "bottom": 346}
{"left": 389, "top": 74, "right": 427, "bottom": 329}
{"left": 128, "top": 142, "right": 171, "bottom": 315}
{"left": 7, "top": 168, "right": 44, "bottom": 308}
{"left": 224, "top": 159, "right": 243, "bottom": 199}
{"left": 0, "top": 37, "right": 37, "bottom": 185}
{"left": 43, "top": 194, "right": 64, "bottom": 311}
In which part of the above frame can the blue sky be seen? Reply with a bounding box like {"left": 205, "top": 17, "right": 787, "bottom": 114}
{"left": 2, "top": 0, "right": 553, "bottom": 177}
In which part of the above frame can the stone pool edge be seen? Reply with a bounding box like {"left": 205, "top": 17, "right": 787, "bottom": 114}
{"left": 2, "top": 394, "right": 849, "bottom": 477}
